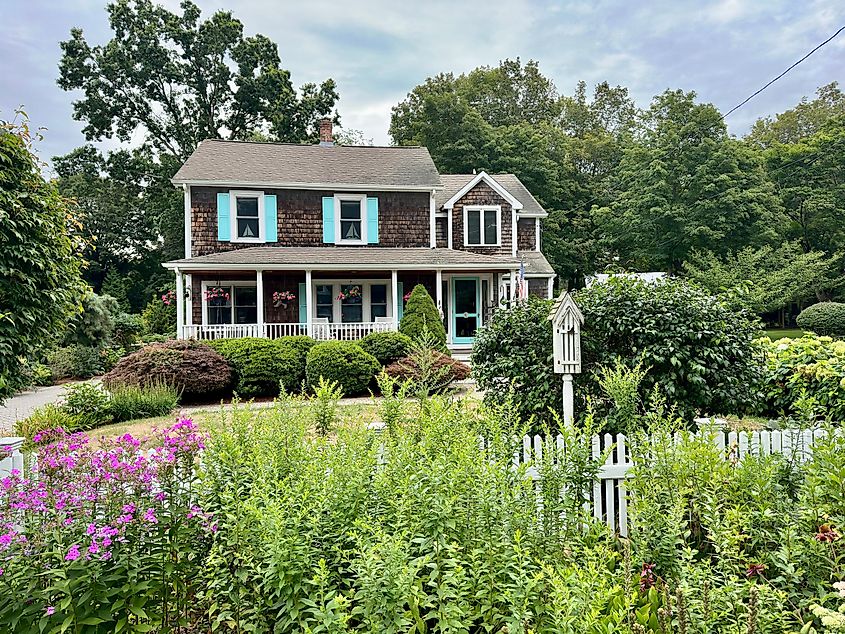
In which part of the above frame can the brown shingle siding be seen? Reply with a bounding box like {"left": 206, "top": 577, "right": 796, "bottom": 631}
{"left": 450, "top": 182, "right": 513, "bottom": 256}
{"left": 517, "top": 218, "right": 537, "bottom": 251}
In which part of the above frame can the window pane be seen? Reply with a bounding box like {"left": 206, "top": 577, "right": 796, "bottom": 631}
{"left": 371, "top": 284, "right": 387, "bottom": 304}
{"left": 341, "top": 304, "right": 363, "bottom": 323}
{"left": 484, "top": 210, "right": 497, "bottom": 244}
{"left": 235, "top": 306, "right": 257, "bottom": 324}
{"left": 466, "top": 211, "right": 481, "bottom": 244}
{"left": 209, "top": 307, "right": 231, "bottom": 325}
{"left": 371, "top": 304, "right": 387, "bottom": 320}
{"left": 237, "top": 217, "right": 259, "bottom": 238}
{"left": 234, "top": 287, "right": 257, "bottom": 307}
{"left": 316, "top": 285, "right": 333, "bottom": 304}
{"left": 236, "top": 197, "right": 259, "bottom": 217}
{"left": 316, "top": 305, "right": 333, "bottom": 321}
{"left": 340, "top": 200, "right": 361, "bottom": 219}
{"left": 340, "top": 220, "right": 361, "bottom": 241}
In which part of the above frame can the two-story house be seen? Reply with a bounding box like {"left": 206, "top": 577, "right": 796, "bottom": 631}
{"left": 163, "top": 119, "right": 555, "bottom": 354}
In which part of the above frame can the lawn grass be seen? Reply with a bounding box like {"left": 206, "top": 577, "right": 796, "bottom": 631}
{"left": 764, "top": 328, "right": 805, "bottom": 340}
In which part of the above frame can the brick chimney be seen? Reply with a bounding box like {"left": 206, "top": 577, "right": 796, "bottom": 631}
{"left": 319, "top": 118, "right": 333, "bottom": 146}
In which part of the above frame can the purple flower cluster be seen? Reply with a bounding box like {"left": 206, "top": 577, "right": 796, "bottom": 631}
{"left": 0, "top": 418, "right": 212, "bottom": 578}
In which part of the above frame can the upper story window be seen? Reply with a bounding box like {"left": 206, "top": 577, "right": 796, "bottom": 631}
{"left": 336, "top": 194, "right": 367, "bottom": 244}
{"left": 230, "top": 191, "right": 265, "bottom": 242}
{"left": 464, "top": 205, "right": 500, "bottom": 247}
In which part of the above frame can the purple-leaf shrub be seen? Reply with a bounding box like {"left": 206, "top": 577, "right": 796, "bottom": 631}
{"left": 0, "top": 418, "right": 213, "bottom": 631}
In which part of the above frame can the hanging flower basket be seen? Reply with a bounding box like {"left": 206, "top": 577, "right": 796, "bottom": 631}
{"left": 337, "top": 286, "right": 361, "bottom": 301}
{"left": 272, "top": 290, "right": 296, "bottom": 308}
{"left": 161, "top": 290, "right": 177, "bottom": 306}
{"left": 204, "top": 287, "right": 229, "bottom": 302}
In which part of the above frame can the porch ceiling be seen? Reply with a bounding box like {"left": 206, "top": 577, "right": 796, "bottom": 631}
{"left": 164, "top": 246, "right": 521, "bottom": 271}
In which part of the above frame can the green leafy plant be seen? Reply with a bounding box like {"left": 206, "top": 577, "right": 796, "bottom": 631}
{"left": 46, "top": 344, "right": 103, "bottom": 380}
{"left": 208, "top": 337, "right": 303, "bottom": 397}
{"left": 106, "top": 380, "right": 180, "bottom": 422}
{"left": 103, "top": 339, "right": 232, "bottom": 400}
{"left": 597, "top": 360, "right": 649, "bottom": 434}
{"left": 112, "top": 312, "right": 144, "bottom": 348}
{"left": 359, "top": 331, "right": 413, "bottom": 365}
{"left": 384, "top": 339, "right": 469, "bottom": 394}
{"left": 141, "top": 292, "right": 177, "bottom": 335}
{"left": 311, "top": 376, "right": 344, "bottom": 436}
{"left": 797, "top": 302, "right": 845, "bottom": 338}
{"left": 14, "top": 403, "right": 83, "bottom": 445}
{"left": 399, "top": 284, "right": 447, "bottom": 351}
{"left": 305, "top": 341, "right": 380, "bottom": 395}
{"left": 61, "top": 381, "right": 113, "bottom": 428}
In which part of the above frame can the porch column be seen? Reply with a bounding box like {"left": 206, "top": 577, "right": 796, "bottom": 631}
{"left": 175, "top": 267, "right": 184, "bottom": 339}
{"left": 391, "top": 269, "right": 399, "bottom": 329}
{"left": 256, "top": 270, "right": 264, "bottom": 336}
{"left": 435, "top": 269, "right": 443, "bottom": 317}
{"left": 185, "top": 274, "right": 193, "bottom": 326}
{"left": 509, "top": 269, "right": 517, "bottom": 303}
{"left": 305, "top": 269, "right": 313, "bottom": 337}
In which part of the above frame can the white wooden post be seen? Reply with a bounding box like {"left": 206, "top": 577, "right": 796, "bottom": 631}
{"left": 305, "top": 270, "right": 313, "bottom": 337}
{"left": 509, "top": 270, "right": 517, "bottom": 302}
{"left": 256, "top": 270, "right": 264, "bottom": 336}
{"left": 175, "top": 267, "right": 184, "bottom": 339}
{"left": 391, "top": 269, "right": 399, "bottom": 329}
{"left": 0, "top": 437, "right": 25, "bottom": 478}
{"left": 562, "top": 374, "right": 574, "bottom": 428}
{"left": 185, "top": 274, "right": 193, "bottom": 326}
{"left": 435, "top": 269, "right": 443, "bottom": 317}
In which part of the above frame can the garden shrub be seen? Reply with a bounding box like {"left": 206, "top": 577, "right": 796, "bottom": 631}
{"left": 61, "top": 382, "right": 113, "bottom": 429}
{"left": 22, "top": 360, "right": 52, "bottom": 387}
{"left": 385, "top": 349, "right": 470, "bottom": 392}
{"left": 796, "top": 302, "right": 845, "bottom": 337}
{"left": 472, "top": 296, "right": 557, "bottom": 425}
{"left": 278, "top": 335, "right": 316, "bottom": 384}
{"left": 14, "top": 403, "right": 83, "bottom": 445}
{"left": 103, "top": 339, "right": 232, "bottom": 400}
{"left": 305, "top": 341, "right": 380, "bottom": 395}
{"left": 0, "top": 421, "right": 210, "bottom": 631}
{"left": 359, "top": 330, "right": 413, "bottom": 365}
{"left": 208, "top": 337, "right": 302, "bottom": 397}
{"left": 141, "top": 293, "right": 177, "bottom": 335}
{"left": 399, "top": 284, "right": 447, "bottom": 351}
{"left": 107, "top": 381, "right": 180, "bottom": 422}
{"left": 64, "top": 291, "right": 120, "bottom": 347}
{"left": 760, "top": 334, "right": 845, "bottom": 420}
{"left": 47, "top": 344, "right": 102, "bottom": 380}
{"left": 112, "top": 312, "right": 144, "bottom": 348}
{"left": 576, "top": 277, "right": 764, "bottom": 420}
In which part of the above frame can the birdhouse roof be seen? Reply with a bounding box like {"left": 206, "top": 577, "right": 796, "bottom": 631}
{"left": 548, "top": 292, "right": 584, "bottom": 324}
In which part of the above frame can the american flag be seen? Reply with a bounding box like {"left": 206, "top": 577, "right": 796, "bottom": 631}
{"left": 518, "top": 259, "right": 528, "bottom": 300}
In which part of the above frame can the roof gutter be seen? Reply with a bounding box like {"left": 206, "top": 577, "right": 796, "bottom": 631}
{"left": 170, "top": 179, "right": 443, "bottom": 193}
{"left": 162, "top": 261, "right": 521, "bottom": 272}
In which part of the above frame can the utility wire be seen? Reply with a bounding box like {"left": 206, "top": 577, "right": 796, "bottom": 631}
{"left": 723, "top": 24, "right": 845, "bottom": 118}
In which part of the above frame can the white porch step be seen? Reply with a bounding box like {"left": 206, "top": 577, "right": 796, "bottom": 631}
{"left": 448, "top": 345, "right": 473, "bottom": 364}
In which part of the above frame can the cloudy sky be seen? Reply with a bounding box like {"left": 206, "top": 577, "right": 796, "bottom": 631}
{"left": 1, "top": 0, "right": 843, "bottom": 167}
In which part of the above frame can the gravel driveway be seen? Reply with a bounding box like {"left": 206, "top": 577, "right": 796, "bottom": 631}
{"left": 0, "top": 383, "right": 80, "bottom": 436}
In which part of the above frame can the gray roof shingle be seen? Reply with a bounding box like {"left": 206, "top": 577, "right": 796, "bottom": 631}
{"left": 172, "top": 139, "right": 442, "bottom": 189}
{"left": 435, "top": 174, "right": 547, "bottom": 216}
{"left": 165, "top": 246, "right": 521, "bottom": 270}
{"left": 518, "top": 251, "right": 555, "bottom": 275}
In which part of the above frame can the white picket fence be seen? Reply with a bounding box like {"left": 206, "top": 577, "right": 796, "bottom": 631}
{"left": 514, "top": 427, "right": 827, "bottom": 537}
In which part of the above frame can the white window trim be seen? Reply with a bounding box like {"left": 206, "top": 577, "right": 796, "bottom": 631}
{"left": 463, "top": 205, "right": 501, "bottom": 247}
{"left": 334, "top": 193, "right": 367, "bottom": 245}
{"left": 229, "top": 190, "right": 265, "bottom": 243}
{"left": 201, "top": 280, "right": 258, "bottom": 325}
{"left": 312, "top": 278, "right": 392, "bottom": 322}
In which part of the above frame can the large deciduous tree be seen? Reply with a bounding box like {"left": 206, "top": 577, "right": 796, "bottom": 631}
{"left": 0, "top": 116, "right": 86, "bottom": 401}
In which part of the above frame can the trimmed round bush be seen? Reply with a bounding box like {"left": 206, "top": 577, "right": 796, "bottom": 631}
{"left": 796, "top": 302, "right": 845, "bottom": 337}
{"left": 278, "top": 335, "right": 317, "bottom": 377}
{"left": 399, "top": 284, "right": 447, "bottom": 351}
{"left": 103, "top": 340, "right": 232, "bottom": 400}
{"left": 359, "top": 331, "right": 413, "bottom": 365}
{"left": 305, "top": 341, "right": 380, "bottom": 396}
{"left": 208, "top": 338, "right": 303, "bottom": 397}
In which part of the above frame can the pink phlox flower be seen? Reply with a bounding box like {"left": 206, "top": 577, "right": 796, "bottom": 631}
{"left": 65, "top": 544, "right": 80, "bottom": 561}
{"left": 143, "top": 508, "right": 158, "bottom": 524}
{"left": 45, "top": 606, "right": 55, "bottom": 616}
{"left": 88, "top": 540, "right": 99, "bottom": 555}
{"left": 86, "top": 523, "right": 96, "bottom": 536}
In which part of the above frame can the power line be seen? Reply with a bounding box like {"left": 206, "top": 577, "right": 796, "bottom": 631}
{"left": 723, "top": 24, "right": 845, "bottom": 118}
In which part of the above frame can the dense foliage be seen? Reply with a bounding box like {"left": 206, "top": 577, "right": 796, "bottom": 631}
{"left": 208, "top": 337, "right": 304, "bottom": 396}
{"left": 305, "top": 341, "right": 380, "bottom": 395}
{"left": 761, "top": 334, "right": 845, "bottom": 421}
{"left": 384, "top": 349, "right": 470, "bottom": 390}
{"left": 0, "top": 116, "right": 85, "bottom": 401}
{"left": 103, "top": 340, "right": 232, "bottom": 399}
{"left": 399, "top": 284, "right": 447, "bottom": 350}
{"left": 472, "top": 297, "right": 558, "bottom": 424}
{"left": 796, "top": 302, "right": 845, "bottom": 337}
{"left": 141, "top": 294, "right": 177, "bottom": 336}
{"left": 359, "top": 331, "right": 413, "bottom": 365}
{"left": 576, "top": 277, "right": 764, "bottom": 419}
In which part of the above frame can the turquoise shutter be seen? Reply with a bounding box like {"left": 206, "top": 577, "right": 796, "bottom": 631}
{"left": 366, "top": 197, "right": 379, "bottom": 244}
{"left": 298, "top": 283, "right": 307, "bottom": 324}
{"left": 397, "top": 282, "right": 404, "bottom": 323}
{"left": 322, "top": 197, "right": 335, "bottom": 243}
{"left": 264, "top": 195, "right": 278, "bottom": 242}
{"left": 217, "top": 193, "right": 230, "bottom": 241}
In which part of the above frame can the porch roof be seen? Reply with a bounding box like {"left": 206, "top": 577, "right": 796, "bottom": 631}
{"left": 164, "top": 246, "right": 522, "bottom": 271}
{"left": 519, "top": 251, "right": 555, "bottom": 276}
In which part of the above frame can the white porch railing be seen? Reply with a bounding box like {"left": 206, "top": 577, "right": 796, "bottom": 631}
{"left": 180, "top": 321, "right": 395, "bottom": 341}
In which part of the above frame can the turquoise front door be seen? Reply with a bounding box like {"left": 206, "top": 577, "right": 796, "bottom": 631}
{"left": 452, "top": 277, "right": 480, "bottom": 344}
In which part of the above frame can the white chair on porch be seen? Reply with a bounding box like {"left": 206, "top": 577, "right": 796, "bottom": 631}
{"left": 311, "top": 317, "right": 330, "bottom": 340}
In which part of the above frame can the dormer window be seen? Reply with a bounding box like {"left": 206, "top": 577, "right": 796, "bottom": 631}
{"left": 464, "top": 205, "right": 500, "bottom": 246}
{"left": 335, "top": 194, "right": 367, "bottom": 244}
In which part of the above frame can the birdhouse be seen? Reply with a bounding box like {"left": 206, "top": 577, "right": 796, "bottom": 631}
{"left": 548, "top": 292, "right": 584, "bottom": 374}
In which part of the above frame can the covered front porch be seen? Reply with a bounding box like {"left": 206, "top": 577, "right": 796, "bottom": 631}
{"left": 172, "top": 267, "right": 523, "bottom": 347}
